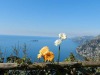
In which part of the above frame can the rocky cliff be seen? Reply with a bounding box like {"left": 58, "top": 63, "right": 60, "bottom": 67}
{"left": 76, "top": 35, "right": 100, "bottom": 61}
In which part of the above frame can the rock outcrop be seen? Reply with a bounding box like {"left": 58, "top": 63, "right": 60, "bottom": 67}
{"left": 76, "top": 35, "right": 100, "bottom": 61}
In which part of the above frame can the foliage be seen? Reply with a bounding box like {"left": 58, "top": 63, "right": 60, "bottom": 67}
{"left": 12, "top": 44, "right": 20, "bottom": 56}
{"left": 23, "top": 43, "right": 27, "bottom": 58}
{"left": 65, "top": 52, "right": 77, "bottom": 62}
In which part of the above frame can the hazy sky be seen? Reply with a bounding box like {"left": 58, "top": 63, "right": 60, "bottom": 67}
{"left": 0, "top": 0, "right": 100, "bottom": 37}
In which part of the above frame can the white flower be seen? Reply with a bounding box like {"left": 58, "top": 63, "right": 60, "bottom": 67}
{"left": 54, "top": 39, "right": 62, "bottom": 46}
{"left": 59, "top": 33, "right": 67, "bottom": 40}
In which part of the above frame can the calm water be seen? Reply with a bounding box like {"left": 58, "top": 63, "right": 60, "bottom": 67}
{"left": 0, "top": 35, "right": 79, "bottom": 62}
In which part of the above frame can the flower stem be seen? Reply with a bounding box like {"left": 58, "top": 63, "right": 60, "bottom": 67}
{"left": 57, "top": 45, "right": 60, "bottom": 64}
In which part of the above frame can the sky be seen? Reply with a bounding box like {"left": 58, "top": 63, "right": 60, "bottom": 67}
{"left": 0, "top": 0, "right": 100, "bottom": 37}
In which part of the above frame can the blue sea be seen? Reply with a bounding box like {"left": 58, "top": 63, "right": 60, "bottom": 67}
{"left": 0, "top": 35, "right": 80, "bottom": 62}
